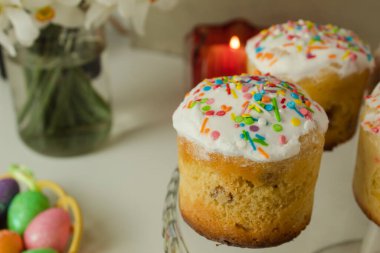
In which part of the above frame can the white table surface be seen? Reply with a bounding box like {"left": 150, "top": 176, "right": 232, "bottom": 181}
{"left": 0, "top": 32, "right": 371, "bottom": 253}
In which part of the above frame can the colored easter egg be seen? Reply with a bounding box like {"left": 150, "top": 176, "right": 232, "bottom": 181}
{"left": 24, "top": 208, "right": 71, "bottom": 252}
{"left": 8, "top": 191, "right": 50, "bottom": 235}
{"left": 0, "top": 178, "right": 20, "bottom": 228}
{"left": 23, "top": 249, "right": 58, "bottom": 253}
{"left": 0, "top": 178, "right": 20, "bottom": 219}
{"left": 0, "top": 230, "right": 23, "bottom": 253}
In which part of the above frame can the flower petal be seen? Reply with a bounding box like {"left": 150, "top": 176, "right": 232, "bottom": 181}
{"left": 126, "top": 1, "right": 150, "bottom": 35}
{"left": 0, "top": 31, "right": 16, "bottom": 56}
{"left": 97, "top": 0, "right": 118, "bottom": 7}
{"left": 55, "top": 0, "right": 81, "bottom": 6}
{"left": 5, "top": 8, "right": 39, "bottom": 47}
{"left": 52, "top": 3, "right": 85, "bottom": 28}
{"left": 85, "top": 2, "right": 114, "bottom": 29}
{"left": 117, "top": 0, "right": 135, "bottom": 19}
{"left": 21, "top": 0, "right": 52, "bottom": 10}
{"left": 8, "top": 0, "right": 23, "bottom": 6}
{"left": 0, "top": 14, "right": 9, "bottom": 29}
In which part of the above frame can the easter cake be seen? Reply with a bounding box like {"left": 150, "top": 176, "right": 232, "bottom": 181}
{"left": 173, "top": 74, "right": 328, "bottom": 247}
{"left": 353, "top": 83, "right": 380, "bottom": 225}
{"left": 246, "top": 20, "right": 374, "bottom": 150}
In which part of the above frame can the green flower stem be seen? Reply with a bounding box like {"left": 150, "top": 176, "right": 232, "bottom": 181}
{"left": 21, "top": 69, "right": 61, "bottom": 138}
{"left": 73, "top": 69, "right": 110, "bottom": 120}
{"left": 13, "top": 24, "right": 111, "bottom": 155}
{"left": 17, "top": 69, "right": 45, "bottom": 124}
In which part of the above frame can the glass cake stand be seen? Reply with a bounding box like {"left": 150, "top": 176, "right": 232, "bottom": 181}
{"left": 314, "top": 223, "right": 380, "bottom": 253}
{"left": 162, "top": 168, "right": 189, "bottom": 253}
{"left": 314, "top": 240, "right": 362, "bottom": 253}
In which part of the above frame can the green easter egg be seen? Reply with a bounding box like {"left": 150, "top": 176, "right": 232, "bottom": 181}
{"left": 7, "top": 191, "right": 49, "bottom": 235}
{"left": 23, "top": 249, "right": 58, "bottom": 253}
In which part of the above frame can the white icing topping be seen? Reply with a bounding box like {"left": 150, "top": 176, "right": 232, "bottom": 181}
{"left": 173, "top": 75, "right": 328, "bottom": 162}
{"left": 246, "top": 20, "right": 374, "bottom": 82}
{"left": 362, "top": 83, "right": 380, "bottom": 134}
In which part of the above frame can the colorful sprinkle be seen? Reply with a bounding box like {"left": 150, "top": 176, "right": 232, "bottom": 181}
{"left": 241, "top": 101, "right": 250, "bottom": 114}
{"left": 250, "top": 125, "right": 259, "bottom": 132}
{"left": 221, "top": 105, "right": 232, "bottom": 112}
{"left": 291, "top": 117, "right": 301, "bottom": 126}
{"left": 262, "top": 96, "right": 271, "bottom": 103}
{"left": 200, "top": 118, "right": 209, "bottom": 133}
{"left": 362, "top": 84, "right": 380, "bottom": 135}
{"left": 248, "top": 20, "right": 374, "bottom": 70}
{"left": 264, "top": 104, "right": 273, "bottom": 111}
{"left": 215, "top": 79, "right": 223, "bottom": 84}
{"left": 202, "top": 105, "right": 211, "bottom": 112}
{"left": 254, "top": 93, "right": 262, "bottom": 101}
{"left": 211, "top": 130, "right": 220, "bottom": 140}
{"left": 279, "top": 135, "right": 287, "bottom": 145}
{"left": 216, "top": 110, "right": 226, "bottom": 116}
{"left": 206, "top": 98, "right": 215, "bottom": 105}
{"left": 235, "top": 116, "right": 244, "bottom": 123}
{"left": 205, "top": 110, "right": 215, "bottom": 116}
{"left": 243, "top": 130, "right": 256, "bottom": 151}
{"left": 287, "top": 101, "right": 304, "bottom": 117}
{"left": 273, "top": 124, "right": 283, "bottom": 132}
{"left": 176, "top": 74, "right": 326, "bottom": 161}
{"left": 188, "top": 101, "right": 196, "bottom": 108}
{"left": 243, "top": 93, "right": 252, "bottom": 100}
{"left": 272, "top": 98, "right": 281, "bottom": 122}
{"left": 258, "top": 147, "right": 270, "bottom": 159}
{"left": 253, "top": 138, "right": 268, "bottom": 146}
{"left": 231, "top": 89, "right": 238, "bottom": 99}
{"left": 255, "top": 134, "right": 266, "bottom": 140}
{"left": 244, "top": 117, "right": 255, "bottom": 125}
{"left": 226, "top": 83, "right": 231, "bottom": 95}
{"left": 291, "top": 93, "right": 299, "bottom": 99}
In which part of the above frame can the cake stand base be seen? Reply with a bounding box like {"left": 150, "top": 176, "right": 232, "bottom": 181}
{"left": 315, "top": 240, "right": 362, "bottom": 253}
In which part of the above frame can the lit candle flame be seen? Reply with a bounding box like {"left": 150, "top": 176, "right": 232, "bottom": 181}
{"left": 229, "top": 36, "right": 241, "bottom": 49}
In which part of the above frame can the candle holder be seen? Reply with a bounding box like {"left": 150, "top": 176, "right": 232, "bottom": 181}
{"left": 185, "top": 19, "right": 261, "bottom": 89}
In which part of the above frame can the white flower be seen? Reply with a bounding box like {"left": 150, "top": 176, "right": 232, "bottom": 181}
{"left": 22, "top": 0, "right": 85, "bottom": 28}
{"left": 0, "top": 0, "right": 178, "bottom": 55}
{"left": 85, "top": 0, "right": 116, "bottom": 30}
{"left": 85, "top": 0, "right": 178, "bottom": 34}
{"left": 0, "top": 0, "right": 39, "bottom": 56}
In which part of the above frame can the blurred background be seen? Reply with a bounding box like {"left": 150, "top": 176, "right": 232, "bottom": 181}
{"left": 132, "top": 0, "right": 380, "bottom": 54}
{"left": 0, "top": 1, "right": 378, "bottom": 252}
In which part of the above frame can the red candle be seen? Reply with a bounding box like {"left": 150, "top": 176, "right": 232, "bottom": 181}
{"left": 186, "top": 19, "right": 261, "bottom": 88}
{"left": 204, "top": 36, "right": 247, "bottom": 79}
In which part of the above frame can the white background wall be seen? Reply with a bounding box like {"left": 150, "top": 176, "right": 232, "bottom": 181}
{"left": 131, "top": 0, "right": 380, "bottom": 54}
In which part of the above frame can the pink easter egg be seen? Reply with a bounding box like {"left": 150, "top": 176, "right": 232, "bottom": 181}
{"left": 24, "top": 208, "right": 72, "bottom": 253}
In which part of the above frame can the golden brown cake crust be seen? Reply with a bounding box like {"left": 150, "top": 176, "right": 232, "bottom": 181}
{"left": 178, "top": 129, "right": 324, "bottom": 248}
{"left": 353, "top": 122, "right": 380, "bottom": 226}
{"left": 180, "top": 204, "right": 306, "bottom": 248}
{"left": 247, "top": 61, "right": 371, "bottom": 150}
{"left": 354, "top": 188, "right": 380, "bottom": 226}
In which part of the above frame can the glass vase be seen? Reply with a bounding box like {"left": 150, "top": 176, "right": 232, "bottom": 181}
{"left": 5, "top": 25, "right": 112, "bottom": 157}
